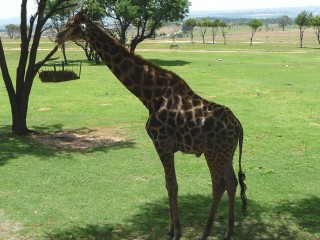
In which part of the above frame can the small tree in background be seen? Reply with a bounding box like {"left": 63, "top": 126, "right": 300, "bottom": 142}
{"left": 247, "top": 18, "right": 262, "bottom": 46}
{"left": 197, "top": 18, "right": 210, "bottom": 43}
{"left": 310, "top": 15, "right": 320, "bottom": 45}
{"left": 5, "top": 24, "right": 21, "bottom": 39}
{"left": 209, "top": 18, "right": 220, "bottom": 44}
{"left": 170, "top": 22, "right": 181, "bottom": 42}
{"left": 278, "top": 15, "right": 292, "bottom": 31}
{"left": 220, "top": 21, "right": 228, "bottom": 45}
{"left": 295, "top": 11, "right": 312, "bottom": 48}
{"left": 184, "top": 17, "right": 197, "bottom": 43}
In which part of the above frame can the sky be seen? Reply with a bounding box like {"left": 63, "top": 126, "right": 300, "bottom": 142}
{"left": 189, "top": 0, "right": 320, "bottom": 11}
{"left": 1, "top": 0, "right": 320, "bottom": 20}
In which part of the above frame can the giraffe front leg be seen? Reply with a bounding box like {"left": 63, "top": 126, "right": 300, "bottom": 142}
{"left": 160, "top": 153, "right": 181, "bottom": 240}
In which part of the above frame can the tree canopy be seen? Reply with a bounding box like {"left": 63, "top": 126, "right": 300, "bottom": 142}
{"left": 100, "top": 0, "right": 190, "bottom": 52}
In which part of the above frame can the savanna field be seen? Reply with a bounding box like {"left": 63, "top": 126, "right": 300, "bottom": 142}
{"left": 0, "top": 25, "right": 320, "bottom": 239}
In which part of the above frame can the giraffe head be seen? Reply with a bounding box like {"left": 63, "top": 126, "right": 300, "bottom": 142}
{"left": 55, "top": 10, "right": 89, "bottom": 45}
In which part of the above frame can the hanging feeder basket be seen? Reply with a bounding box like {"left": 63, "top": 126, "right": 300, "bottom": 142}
{"left": 39, "top": 60, "right": 82, "bottom": 83}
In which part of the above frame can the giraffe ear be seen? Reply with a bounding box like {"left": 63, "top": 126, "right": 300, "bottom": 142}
{"left": 81, "top": 24, "right": 86, "bottom": 32}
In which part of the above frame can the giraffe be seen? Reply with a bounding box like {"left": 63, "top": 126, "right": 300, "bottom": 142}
{"left": 55, "top": 10, "right": 247, "bottom": 240}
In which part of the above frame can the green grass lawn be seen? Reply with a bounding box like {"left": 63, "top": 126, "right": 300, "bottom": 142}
{"left": 0, "top": 35, "right": 319, "bottom": 240}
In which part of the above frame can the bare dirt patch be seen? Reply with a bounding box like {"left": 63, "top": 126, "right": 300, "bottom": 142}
{"left": 31, "top": 127, "right": 129, "bottom": 150}
{"left": 0, "top": 210, "right": 31, "bottom": 240}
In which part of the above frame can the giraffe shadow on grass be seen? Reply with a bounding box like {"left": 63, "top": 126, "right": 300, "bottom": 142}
{"left": 46, "top": 195, "right": 320, "bottom": 240}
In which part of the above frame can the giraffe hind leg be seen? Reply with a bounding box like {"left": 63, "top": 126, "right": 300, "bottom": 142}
{"left": 224, "top": 163, "right": 238, "bottom": 240}
{"left": 199, "top": 154, "right": 227, "bottom": 240}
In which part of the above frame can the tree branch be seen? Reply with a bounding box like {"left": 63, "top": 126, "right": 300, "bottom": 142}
{"left": 16, "top": 0, "right": 29, "bottom": 96}
{"left": 42, "top": 1, "right": 78, "bottom": 25}
{"left": 0, "top": 38, "right": 15, "bottom": 98}
{"left": 34, "top": 45, "right": 59, "bottom": 73}
{"left": 27, "top": 14, "right": 37, "bottom": 42}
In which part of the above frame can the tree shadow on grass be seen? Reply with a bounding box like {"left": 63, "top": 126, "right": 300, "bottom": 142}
{"left": 0, "top": 124, "right": 135, "bottom": 166}
{"left": 45, "top": 194, "right": 319, "bottom": 240}
{"left": 275, "top": 195, "right": 320, "bottom": 234}
{"left": 148, "top": 59, "right": 191, "bottom": 67}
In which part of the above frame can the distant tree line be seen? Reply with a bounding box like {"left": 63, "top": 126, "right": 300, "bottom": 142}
{"left": 182, "top": 11, "right": 320, "bottom": 47}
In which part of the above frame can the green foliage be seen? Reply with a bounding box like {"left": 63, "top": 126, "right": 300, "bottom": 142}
{"left": 247, "top": 18, "right": 263, "bottom": 29}
{"left": 83, "top": 0, "right": 106, "bottom": 21}
{"left": 310, "top": 15, "right": 320, "bottom": 27}
{"left": 184, "top": 17, "right": 197, "bottom": 29}
{"left": 294, "top": 11, "right": 313, "bottom": 27}
{"left": 219, "top": 21, "right": 227, "bottom": 28}
{"left": 209, "top": 18, "right": 221, "bottom": 28}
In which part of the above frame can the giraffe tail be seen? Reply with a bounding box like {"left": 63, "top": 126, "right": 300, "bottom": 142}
{"left": 237, "top": 121, "right": 248, "bottom": 216}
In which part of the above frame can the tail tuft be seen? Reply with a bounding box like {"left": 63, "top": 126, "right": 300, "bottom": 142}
{"left": 237, "top": 120, "right": 247, "bottom": 216}
{"left": 238, "top": 170, "right": 247, "bottom": 216}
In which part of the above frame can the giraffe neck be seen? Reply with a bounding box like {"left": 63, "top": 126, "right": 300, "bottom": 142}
{"left": 83, "top": 22, "right": 196, "bottom": 112}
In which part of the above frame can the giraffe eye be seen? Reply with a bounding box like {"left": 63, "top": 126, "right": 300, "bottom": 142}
{"left": 81, "top": 24, "right": 86, "bottom": 32}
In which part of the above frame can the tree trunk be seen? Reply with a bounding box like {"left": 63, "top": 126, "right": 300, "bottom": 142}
{"left": 130, "top": 38, "right": 140, "bottom": 53}
{"left": 11, "top": 100, "right": 29, "bottom": 136}
{"left": 299, "top": 27, "right": 304, "bottom": 48}
{"left": 316, "top": 28, "right": 320, "bottom": 45}
{"left": 119, "top": 29, "right": 127, "bottom": 45}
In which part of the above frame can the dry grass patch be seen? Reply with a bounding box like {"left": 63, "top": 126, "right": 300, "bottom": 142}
{"left": 0, "top": 210, "right": 32, "bottom": 240}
